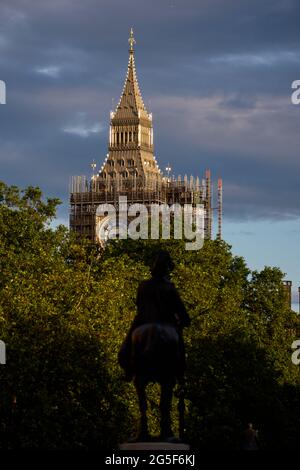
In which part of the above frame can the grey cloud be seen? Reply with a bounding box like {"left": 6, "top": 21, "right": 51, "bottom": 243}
{"left": 35, "top": 66, "right": 61, "bottom": 78}
{"left": 0, "top": 0, "right": 300, "bottom": 223}
{"left": 62, "top": 112, "right": 104, "bottom": 137}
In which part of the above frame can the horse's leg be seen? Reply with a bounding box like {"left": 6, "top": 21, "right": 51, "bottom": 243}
{"left": 160, "top": 380, "right": 175, "bottom": 439}
{"left": 134, "top": 376, "right": 149, "bottom": 440}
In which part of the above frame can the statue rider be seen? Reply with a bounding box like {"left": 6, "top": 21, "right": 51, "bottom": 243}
{"left": 118, "top": 250, "right": 190, "bottom": 440}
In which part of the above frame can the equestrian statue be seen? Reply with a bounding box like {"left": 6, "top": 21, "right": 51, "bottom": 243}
{"left": 118, "top": 250, "right": 190, "bottom": 441}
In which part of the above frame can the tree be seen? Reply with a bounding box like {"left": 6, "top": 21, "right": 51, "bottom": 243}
{"left": 1, "top": 181, "right": 300, "bottom": 449}
{"left": 0, "top": 182, "right": 126, "bottom": 449}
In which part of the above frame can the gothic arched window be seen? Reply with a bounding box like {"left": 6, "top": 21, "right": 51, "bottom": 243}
{"left": 130, "top": 169, "right": 138, "bottom": 177}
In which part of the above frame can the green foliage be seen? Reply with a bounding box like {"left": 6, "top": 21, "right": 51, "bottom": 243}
{"left": 0, "top": 182, "right": 127, "bottom": 449}
{"left": 0, "top": 181, "right": 300, "bottom": 449}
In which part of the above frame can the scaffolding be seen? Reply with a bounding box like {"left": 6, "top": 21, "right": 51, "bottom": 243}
{"left": 69, "top": 169, "right": 219, "bottom": 243}
{"left": 217, "top": 178, "right": 223, "bottom": 240}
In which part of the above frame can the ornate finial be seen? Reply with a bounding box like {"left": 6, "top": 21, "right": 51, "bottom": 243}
{"left": 128, "top": 27, "right": 136, "bottom": 53}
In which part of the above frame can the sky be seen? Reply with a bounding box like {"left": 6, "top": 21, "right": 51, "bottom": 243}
{"left": 0, "top": 0, "right": 299, "bottom": 309}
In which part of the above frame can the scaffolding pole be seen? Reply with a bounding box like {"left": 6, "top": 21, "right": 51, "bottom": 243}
{"left": 217, "top": 178, "right": 223, "bottom": 240}
{"left": 205, "top": 169, "right": 212, "bottom": 239}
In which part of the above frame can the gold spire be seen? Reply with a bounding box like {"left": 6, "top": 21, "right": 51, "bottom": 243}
{"left": 112, "top": 29, "right": 149, "bottom": 119}
{"left": 128, "top": 27, "right": 136, "bottom": 53}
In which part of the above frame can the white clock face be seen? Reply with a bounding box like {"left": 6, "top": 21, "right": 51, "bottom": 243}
{"left": 96, "top": 215, "right": 127, "bottom": 247}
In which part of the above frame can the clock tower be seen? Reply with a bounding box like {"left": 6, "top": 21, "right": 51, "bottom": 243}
{"left": 70, "top": 30, "right": 220, "bottom": 245}
{"left": 99, "top": 28, "right": 160, "bottom": 186}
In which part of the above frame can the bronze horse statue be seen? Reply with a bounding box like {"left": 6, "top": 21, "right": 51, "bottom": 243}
{"left": 118, "top": 251, "right": 190, "bottom": 441}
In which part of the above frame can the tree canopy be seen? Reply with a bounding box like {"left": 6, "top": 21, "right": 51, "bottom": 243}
{"left": 0, "top": 181, "right": 299, "bottom": 449}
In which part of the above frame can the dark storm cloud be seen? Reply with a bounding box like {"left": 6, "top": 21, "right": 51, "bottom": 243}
{"left": 1, "top": 0, "right": 300, "bottom": 222}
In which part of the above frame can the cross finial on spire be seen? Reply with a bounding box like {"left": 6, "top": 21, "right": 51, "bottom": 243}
{"left": 128, "top": 27, "right": 136, "bottom": 53}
